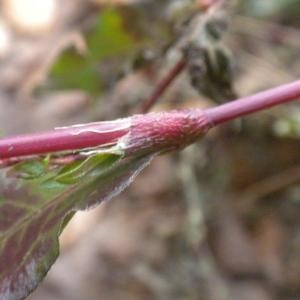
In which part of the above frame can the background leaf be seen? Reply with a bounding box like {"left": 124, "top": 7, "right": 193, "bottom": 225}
{"left": 50, "top": 8, "right": 139, "bottom": 95}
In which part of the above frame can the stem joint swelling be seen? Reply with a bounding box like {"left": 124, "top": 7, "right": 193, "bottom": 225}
{"left": 125, "top": 109, "right": 212, "bottom": 156}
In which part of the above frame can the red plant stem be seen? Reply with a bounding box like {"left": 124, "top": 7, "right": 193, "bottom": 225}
{"left": 0, "top": 119, "right": 131, "bottom": 159}
{"left": 1, "top": 79, "right": 300, "bottom": 160}
{"left": 205, "top": 79, "right": 300, "bottom": 125}
{"left": 140, "top": 58, "right": 187, "bottom": 113}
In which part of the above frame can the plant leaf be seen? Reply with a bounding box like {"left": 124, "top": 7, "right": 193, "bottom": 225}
{"left": 50, "top": 8, "right": 139, "bottom": 94}
{"left": 9, "top": 159, "right": 48, "bottom": 179}
{"left": 0, "top": 153, "right": 154, "bottom": 299}
{"left": 55, "top": 152, "right": 122, "bottom": 184}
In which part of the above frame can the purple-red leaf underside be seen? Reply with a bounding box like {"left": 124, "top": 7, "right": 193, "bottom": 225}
{"left": 0, "top": 154, "right": 153, "bottom": 300}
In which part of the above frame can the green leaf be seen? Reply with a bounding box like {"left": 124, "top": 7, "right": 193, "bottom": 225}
{"left": 50, "top": 8, "right": 138, "bottom": 94}
{"left": 9, "top": 159, "right": 48, "bottom": 179}
{"left": 55, "top": 152, "right": 122, "bottom": 184}
{"left": 0, "top": 152, "right": 154, "bottom": 299}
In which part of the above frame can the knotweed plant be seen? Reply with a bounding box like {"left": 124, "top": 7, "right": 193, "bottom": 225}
{"left": 0, "top": 79, "right": 300, "bottom": 299}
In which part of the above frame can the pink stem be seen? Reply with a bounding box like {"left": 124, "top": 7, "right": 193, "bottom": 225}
{"left": 205, "top": 80, "right": 300, "bottom": 125}
{"left": 140, "top": 58, "right": 187, "bottom": 113}
{"left": 1, "top": 79, "right": 300, "bottom": 160}
{"left": 0, "top": 119, "right": 131, "bottom": 159}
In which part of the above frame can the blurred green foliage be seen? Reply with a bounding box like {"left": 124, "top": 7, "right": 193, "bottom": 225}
{"left": 240, "top": 0, "right": 300, "bottom": 18}
{"left": 50, "top": 9, "right": 138, "bottom": 95}
{"left": 10, "top": 159, "right": 48, "bottom": 179}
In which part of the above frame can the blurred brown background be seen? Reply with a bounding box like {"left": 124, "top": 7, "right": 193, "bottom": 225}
{"left": 0, "top": 0, "right": 299, "bottom": 299}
